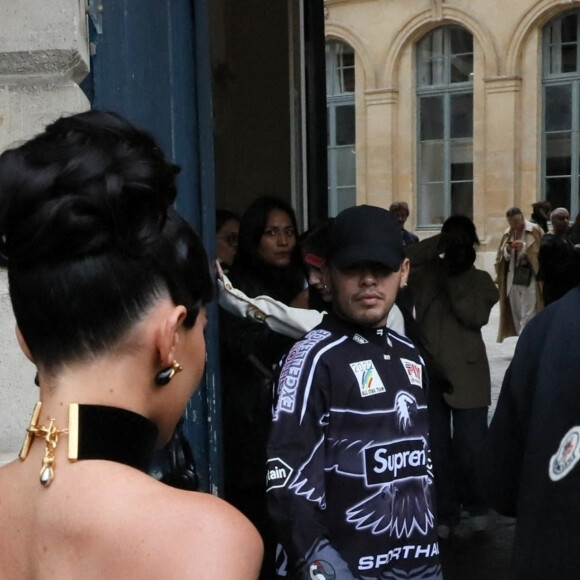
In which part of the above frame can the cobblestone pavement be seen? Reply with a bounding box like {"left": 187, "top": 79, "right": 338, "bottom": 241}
{"left": 438, "top": 303, "right": 518, "bottom": 580}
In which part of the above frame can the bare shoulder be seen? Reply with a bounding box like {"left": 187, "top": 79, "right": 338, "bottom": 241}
{"left": 0, "top": 462, "right": 263, "bottom": 580}
{"left": 122, "top": 480, "right": 264, "bottom": 579}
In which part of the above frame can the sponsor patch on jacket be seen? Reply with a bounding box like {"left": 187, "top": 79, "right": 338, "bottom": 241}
{"left": 266, "top": 457, "right": 293, "bottom": 491}
{"left": 401, "top": 358, "right": 423, "bottom": 387}
{"left": 350, "top": 360, "right": 386, "bottom": 397}
{"left": 309, "top": 560, "right": 335, "bottom": 580}
{"left": 275, "top": 329, "right": 331, "bottom": 416}
{"left": 352, "top": 333, "right": 368, "bottom": 344}
{"left": 549, "top": 426, "right": 580, "bottom": 481}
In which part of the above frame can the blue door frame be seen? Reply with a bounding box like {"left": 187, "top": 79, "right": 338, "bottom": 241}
{"left": 84, "top": 0, "right": 222, "bottom": 493}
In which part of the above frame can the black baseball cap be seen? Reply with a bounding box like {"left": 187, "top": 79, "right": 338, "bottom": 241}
{"left": 329, "top": 205, "right": 404, "bottom": 271}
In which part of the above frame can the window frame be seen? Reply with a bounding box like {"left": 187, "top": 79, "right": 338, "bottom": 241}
{"left": 416, "top": 26, "right": 474, "bottom": 228}
{"left": 326, "top": 40, "right": 356, "bottom": 217}
{"left": 542, "top": 10, "right": 580, "bottom": 218}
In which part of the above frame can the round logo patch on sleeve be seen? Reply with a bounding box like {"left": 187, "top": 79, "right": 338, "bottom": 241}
{"left": 549, "top": 426, "right": 580, "bottom": 482}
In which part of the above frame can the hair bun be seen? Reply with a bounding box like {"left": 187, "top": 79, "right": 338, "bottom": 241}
{"left": 0, "top": 111, "right": 179, "bottom": 267}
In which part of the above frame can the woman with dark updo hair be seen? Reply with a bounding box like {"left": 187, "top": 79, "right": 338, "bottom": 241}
{"left": 0, "top": 110, "right": 262, "bottom": 579}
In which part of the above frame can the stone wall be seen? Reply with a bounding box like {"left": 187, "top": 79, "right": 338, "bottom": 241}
{"left": 324, "top": 0, "right": 580, "bottom": 265}
{"left": 0, "top": 0, "right": 90, "bottom": 463}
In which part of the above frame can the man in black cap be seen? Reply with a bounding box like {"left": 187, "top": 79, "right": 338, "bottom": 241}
{"left": 267, "top": 205, "right": 442, "bottom": 579}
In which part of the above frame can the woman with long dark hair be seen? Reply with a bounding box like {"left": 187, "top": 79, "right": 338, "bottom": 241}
{"left": 220, "top": 195, "right": 305, "bottom": 578}
{"left": 0, "top": 111, "right": 262, "bottom": 579}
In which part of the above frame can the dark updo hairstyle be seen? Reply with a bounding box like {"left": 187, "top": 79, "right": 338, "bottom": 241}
{"left": 0, "top": 110, "right": 212, "bottom": 373}
{"left": 230, "top": 195, "right": 304, "bottom": 304}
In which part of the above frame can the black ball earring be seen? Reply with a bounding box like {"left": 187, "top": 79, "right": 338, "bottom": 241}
{"left": 155, "top": 360, "right": 183, "bottom": 386}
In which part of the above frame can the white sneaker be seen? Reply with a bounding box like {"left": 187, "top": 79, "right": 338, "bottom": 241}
{"left": 437, "top": 524, "right": 452, "bottom": 539}
{"left": 471, "top": 514, "right": 489, "bottom": 532}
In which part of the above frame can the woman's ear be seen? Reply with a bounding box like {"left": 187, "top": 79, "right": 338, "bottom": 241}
{"left": 15, "top": 326, "right": 34, "bottom": 362}
{"left": 157, "top": 305, "right": 188, "bottom": 367}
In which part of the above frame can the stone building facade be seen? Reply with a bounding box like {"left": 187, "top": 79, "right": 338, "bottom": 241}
{"left": 324, "top": 0, "right": 580, "bottom": 268}
{"left": 0, "top": 1, "right": 90, "bottom": 462}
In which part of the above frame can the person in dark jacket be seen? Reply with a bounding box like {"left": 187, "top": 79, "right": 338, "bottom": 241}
{"left": 538, "top": 207, "right": 580, "bottom": 305}
{"left": 215, "top": 208, "right": 240, "bottom": 273}
{"left": 530, "top": 200, "right": 551, "bottom": 233}
{"left": 220, "top": 195, "right": 305, "bottom": 579}
{"left": 570, "top": 211, "right": 580, "bottom": 245}
{"left": 389, "top": 201, "right": 419, "bottom": 247}
{"left": 482, "top": 284, "right": 580, "bottom": 580}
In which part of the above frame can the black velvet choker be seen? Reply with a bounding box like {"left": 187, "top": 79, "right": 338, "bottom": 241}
{"left": 20, "top": 402, "right": 159, "bottom": 487}
{"left": 72, "top": 404, "right": 158, "bottom": 471}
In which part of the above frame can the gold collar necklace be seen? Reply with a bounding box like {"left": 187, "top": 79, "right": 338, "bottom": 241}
{"left": 19, "top": 402, "right": 77, "bottom": 487}
{"left": 20, "top": 402, "right": 158, "bottom": 487}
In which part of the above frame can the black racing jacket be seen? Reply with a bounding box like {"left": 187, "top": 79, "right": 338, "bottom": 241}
{"left": 267, "top": 314, "right": 442, "bottom": 580}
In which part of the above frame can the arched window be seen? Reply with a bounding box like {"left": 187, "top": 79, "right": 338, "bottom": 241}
{"left": 543, "top": 10, "right": 580, "bottom": 217}
{"left": 326, "top": 40, "right": 356, "bottom": 215}
{"left": 416, "top": 26, "right": 473, "bottom": 226}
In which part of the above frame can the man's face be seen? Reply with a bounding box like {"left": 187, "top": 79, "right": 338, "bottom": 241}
{"left": 551, "top": 210, "right": 570, "bottom": 235}
{"left": 392, "top": 209, "right": 408, "bottom": 228}
{"left": 507, "top": 213, "right": 525, "bottom": 233}
{"left": 330, "top": 259, "right": 409, "bottom": 328}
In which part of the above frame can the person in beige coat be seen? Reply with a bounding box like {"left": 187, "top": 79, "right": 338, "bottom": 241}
{"left": 406, "top": 216, "right": 499, "bottom": 539}
{"left": 495, "top": 207, "right": 544, "bottom": 342}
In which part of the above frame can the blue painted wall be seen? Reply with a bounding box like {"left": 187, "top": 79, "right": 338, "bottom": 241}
{"left": 83, "top": 0, "right": 222, "bottom": 493}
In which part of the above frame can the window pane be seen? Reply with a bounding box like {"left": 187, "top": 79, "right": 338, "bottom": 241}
{"left": 420, "top": 141, "right": 444, "bottom": 182}
{"left": 450, "top": 94, "right": 473, "bottom": 138}
{"left": 335, "top": 105, "right": 355, "bottom": 145}
{"left": 451, "top": 163, "right": 473, "bottom": 181}
{"left": 451, "top": 162, "right": 473, "bottom": 181}
{"left": 562, "top": 13, "right": 578, "bottom": 43}
{"left": 335, "top": 186, "right": 356, "bottom": 214}
{"left": 450, "top": 27, "right": 473, "bottom": 54}
{"left": 418, "top": 29, "right": 444, "bottom": 86}
{"left": 326, "top": 44, "right": 337, "bottom": 96}
{"left": 450, "top": 138, "right": 473, "bottom": 169}
{"left": 546, "top": 176, "right": 571, "bottom": 210}
{"left": 418, "top": 182, "right": 445, "bottom": 225}
{"left": 326, "top": 42, "right": 355, "bottom": 96}
{"left": 338, "top": 52, "right": 355, "bottom": 93}
{"left": 548, "top": 44, "right": 559, "bottom": 75}
{"left": 420, "top": 96, "right": 444, "bottom": 140}
{"left": 545, "top": 84, "right": 572, "bottom": 131}
{"left": 546, "top": 132, "right": 571, "bottom": 175}
{"left": 562, "top": 45, "right": 578, "bottom": 73}
{"left": 451, "top": 181, "right": 473, "bottom": 218}
{"left": 450, "top": 54, "right": 473, "bottom": 83}
{"left": 335, "top": 146, "right": 356, "bottom": 186}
